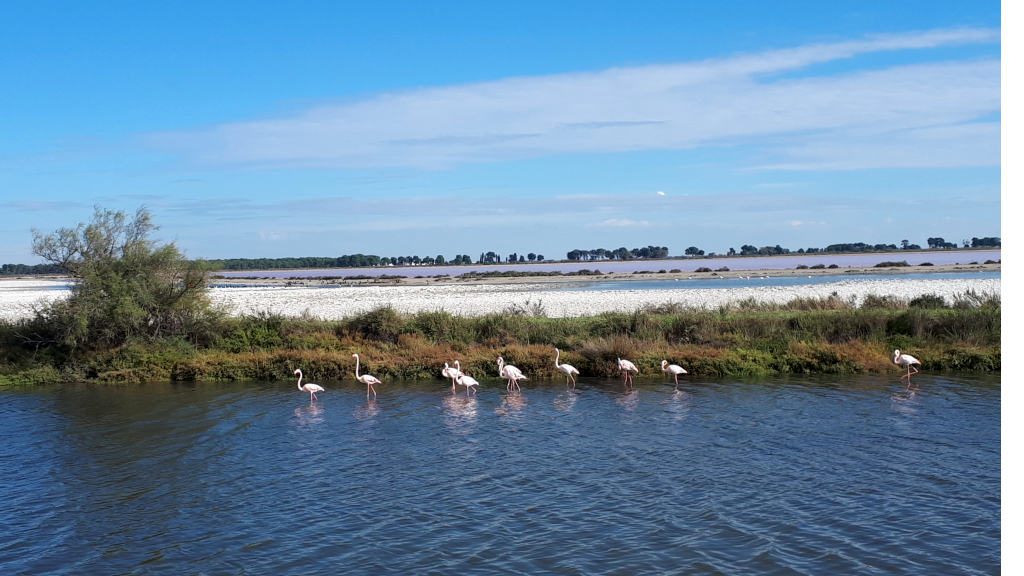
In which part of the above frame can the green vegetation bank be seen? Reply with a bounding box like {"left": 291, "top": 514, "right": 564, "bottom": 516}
{"left": 0, "top": 209, "right": 1000, "bottom": 385}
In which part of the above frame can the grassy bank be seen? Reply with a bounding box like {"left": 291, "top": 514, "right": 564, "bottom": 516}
{"left": 0, "top": 292, "right": 1000, "bottom": 386}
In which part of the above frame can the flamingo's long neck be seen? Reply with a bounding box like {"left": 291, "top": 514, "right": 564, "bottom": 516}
{"left": 555, "top": 349, "right": 561, "bottom": 367}
{"left": 354, "top": 356, "right": 361, "bottom": 378}
{"left": 454, "top": 361, "right": 461, "bottom": 372}
{"left": 296, "top": 371, "right": 303, "bottom": 390}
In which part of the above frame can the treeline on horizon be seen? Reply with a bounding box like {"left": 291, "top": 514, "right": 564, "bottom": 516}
{"left": 0, "top": 237, "right": 1001, "bottom": 275}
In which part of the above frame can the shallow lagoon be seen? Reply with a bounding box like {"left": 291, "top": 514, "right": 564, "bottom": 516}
{"left": 0, "top": 375, "right": 999, "bottom": 574}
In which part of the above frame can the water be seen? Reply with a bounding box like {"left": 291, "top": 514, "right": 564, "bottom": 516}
{"left": 216, "top": 249, "right": 1001, "bottom": 279}
{"left": 569, "top": 270, "right": 1002, "bottom": 292}
{"left": 0, "top": 376, "right": 999, "bottom": 574}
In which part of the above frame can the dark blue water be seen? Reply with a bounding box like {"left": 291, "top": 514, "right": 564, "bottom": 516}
{"left": 216, "top": 250, "right": 1001, "bottom": 279}
{"left": 0, "top": 376, "right": 999, "bottom": 574}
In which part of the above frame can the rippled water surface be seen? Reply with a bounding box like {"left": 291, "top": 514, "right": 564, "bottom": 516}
{"left": 0, "top": 376, "right": 999, "bottom": 574}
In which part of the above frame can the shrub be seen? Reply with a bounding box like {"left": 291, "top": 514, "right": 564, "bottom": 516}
{"left": 28, "top": 207, "right": 219, "bottom": 350}
{"left": 908, "top": 294, "right": 947, "bottom": 309}
{"left": 695, "top": 267, "right": 713, "bottom": 273}
{"left": 340, "top": 306, "right": 405, "bottom": 343}
{"left": 875, "top": 260, "right": 910, "bottom": 267}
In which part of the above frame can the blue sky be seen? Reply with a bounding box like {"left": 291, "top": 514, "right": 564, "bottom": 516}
{"left": 0, "top": 1, "right": 1001, "bottom": 263}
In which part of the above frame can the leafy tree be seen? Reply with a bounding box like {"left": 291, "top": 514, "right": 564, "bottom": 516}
{"left": 926, "top": 237, "right": 951, "bottom": 249}
{"left": 30, "top": 207, "right": 218, "bottom": 349}
{"left": 684, "top": 246, "right": 704, "bottom": 256}
{"left": 971, "top": 236, "right": 1001, "bottom": 248}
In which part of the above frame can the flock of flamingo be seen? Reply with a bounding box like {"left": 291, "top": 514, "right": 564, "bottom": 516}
{"left": 293, "top": 349, "right": 923, "bottom": 401}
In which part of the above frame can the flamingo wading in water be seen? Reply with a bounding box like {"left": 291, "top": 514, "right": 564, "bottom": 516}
{"left": 661, "top": 360, "right": 688, "bottom": 389}
{"left": 554, "top": 348, "right": 580, "bottom": 388}
{"left": 893, "top": 349, "right": 921, "bottom": 387}
{"left": 442, "top": 362, "right": 463, "bottom": 392}
{"left": 353, "top": 353, "right": 383, "bottom": 398}
{"left": 294, "top": 369, "right": 325, "bottom": 401}
{"left": 497, "top": 356, "right": 527, "bottom": 392}
{"left": 456, "top": 373, "right": 479, "bottom": 396}
{"left": 617, "top": 357, "right": 639, "bottom": 388}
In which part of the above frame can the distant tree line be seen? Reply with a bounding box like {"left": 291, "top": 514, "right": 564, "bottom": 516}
{"left": 566, "top": 246, "right": 669, "bottom": 261}
{"left": 2, "top": 235, "right": 999, "bottom": 275}
{"left": 208, "top": 253, "right": 487, "bottom": 270}
{"left": 478, "top": 251, "right": 546, "bottom": 264}
{"left": 0, "top": 262, "right": 65, "bottom": 275}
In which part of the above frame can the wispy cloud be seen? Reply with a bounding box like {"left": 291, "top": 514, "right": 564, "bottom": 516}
{"left": 0, "top": 200, "right": 87, "bottom": 212}
{"left": 593, "top": 218, "right": 652, "bottom": 228}
{"left": 150, "top": 27, "right": 998, "bottom": 172}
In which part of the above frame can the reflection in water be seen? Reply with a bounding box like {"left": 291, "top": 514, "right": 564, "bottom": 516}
{"left": 442, "top": 395, "right": 478, "bottom": 435}
{"left": 662, "top": 389, "right": 691, "bottom": 422}
{"left": 890, "top": 387, "right": 920, "bottom": 416}
{"left": 616, "top": 389, "right": 639, "bottom": 412}
{"left": 553, "top": 390, "right": 578, "bottom": 413}
{"left": 354, "top": 398, "right": 380, "bottom": 420}
{"left": 292, "top": 402, "right": 325, "bottom": 427}
{"left": 495, "top": 392, "right": 527, "bottom": 417}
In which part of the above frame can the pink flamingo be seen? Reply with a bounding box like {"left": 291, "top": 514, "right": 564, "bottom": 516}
{"left": 294, "top": 369, "right": 325, "bottom": 401}
{"left": 442, "top": 362, "right": 463, "bottom": 392}
{"left": 554, "top": 348, "right": 580, "bottom": 388}
{"left": 456, "top": 373, "right": 479, "bottom": 396}
{"left": 353, "top": 353, "right": 382, "bottom": 398}
{"left": 660, "top": 360, "right": 688, "bottom": 389}
{"left": 497, "top": 356, "right": 527, "bottom": 392}
{"left": 893, "top": 349, "right": 921, "bottom": 388}
{"left": 617, "top": 357, "right": 639, "bottom": 388}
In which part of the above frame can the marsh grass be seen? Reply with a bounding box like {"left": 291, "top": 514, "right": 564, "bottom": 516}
{"left": 0, "top": 292, "right": 1000, "bottom": 384}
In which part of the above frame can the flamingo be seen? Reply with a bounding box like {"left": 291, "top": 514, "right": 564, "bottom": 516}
{"left": 352, "top": 353, "right": 383, "bottom": 398}
{"left": 456, "top": 373, "right": 479, "bottom": 396}
{"left": 294, "top": 369, "right": 325, "bottom": 401}
{"left": 497, "top": 356, "right": 527, "bottom": 392}
{"left": 660, "top": 360, "right": 688, "bottom": 388}
{"left": 442, "top": 362, "right": 463, "bottom": 392}
{"left": 554, "top": 348, "right": 580, "bottom": 388}
{"left": 617, "top": 357, "right": 639, "bottom": 388}
{"left": 893, "top": 349, "right": 921, "bottom": 387}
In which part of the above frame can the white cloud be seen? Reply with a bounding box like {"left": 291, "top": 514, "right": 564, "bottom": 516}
{"left": 150, "top": 27, "right": 998, "bottom": 173}
{"left": 656, "top": 190, "right": 666, "bottom": 196}
{"left": 593, "top": 218, "right": 652, "bottom": 228}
